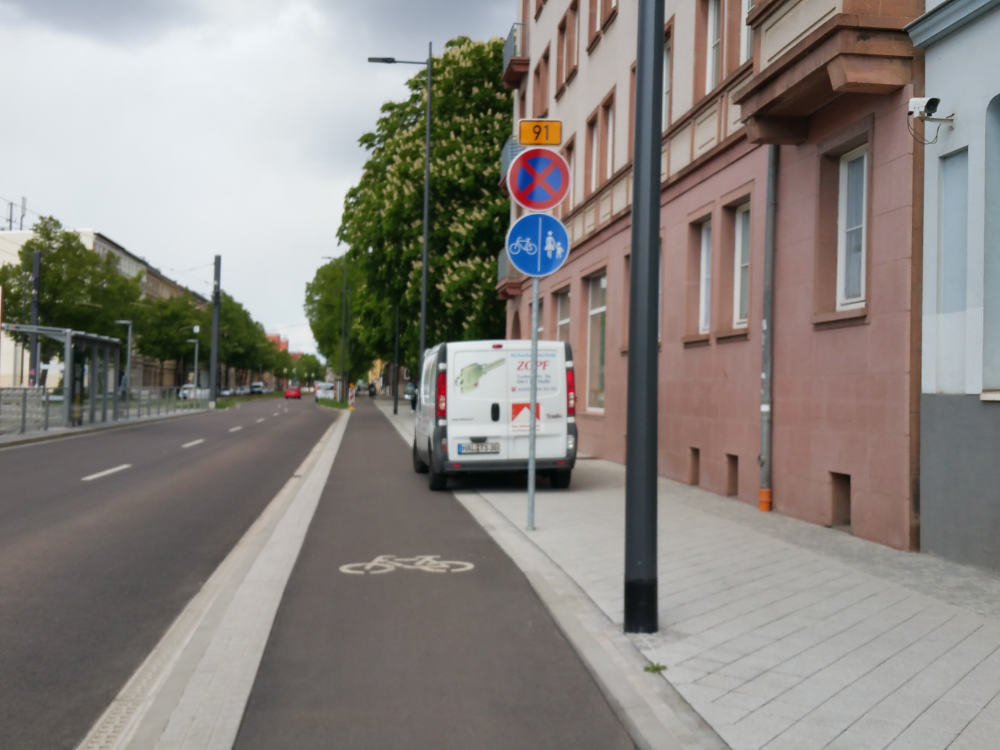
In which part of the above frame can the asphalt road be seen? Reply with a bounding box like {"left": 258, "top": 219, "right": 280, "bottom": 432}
{"left": 235, "top": 399, "right": 635, "bottom": 749}
{"left": 0, "top": 396, "right": 337, "bottom": 749}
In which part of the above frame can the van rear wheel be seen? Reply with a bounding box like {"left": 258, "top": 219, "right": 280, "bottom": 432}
{"left": 428, "top": 466, "right": 447, "bottom": 491}
{"left": 549, "top": 469, "right": 572, "bottom": 489}
{"left": 412, "top": 440, "right": 428, "bottom": 473}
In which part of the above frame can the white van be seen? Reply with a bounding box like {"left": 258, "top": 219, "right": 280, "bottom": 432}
{"left": 411, "top": 339, "right": 577, "bottom": 490}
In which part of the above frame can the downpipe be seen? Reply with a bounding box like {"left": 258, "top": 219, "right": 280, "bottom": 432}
{"left": 759, "top": 144, "right": 779, "bottom": 512}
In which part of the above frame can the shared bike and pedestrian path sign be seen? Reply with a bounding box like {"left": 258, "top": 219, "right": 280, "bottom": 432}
{"left": 505, "top": 124, "right": 572, "bottom": 530}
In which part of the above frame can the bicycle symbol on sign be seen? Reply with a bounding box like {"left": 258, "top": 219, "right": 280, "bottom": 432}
{"left": 508, "top": 236, "right": 538, "bottom": 256}
{"left": 339, "top": 554, "right": 475, "bottom": 575}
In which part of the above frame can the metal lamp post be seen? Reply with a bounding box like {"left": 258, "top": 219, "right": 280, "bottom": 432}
{"left": 368, "top": 43, "right": 432, "bottom": 360}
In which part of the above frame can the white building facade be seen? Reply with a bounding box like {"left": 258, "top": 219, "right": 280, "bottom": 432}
{"left": 908, "top": 0, "right": 1000, "bottom": 570}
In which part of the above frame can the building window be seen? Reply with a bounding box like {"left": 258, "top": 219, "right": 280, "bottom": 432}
{"left": 662, "top": 34, "right": 672, "bottom": 130}
{"left": 586, "top": 115, "right": 599, "bottom": 196}
{"left": 589, "top": 0, "right": 600, "bottom": 44}
{"left": 533, "top": 46, "right": 550, "bottom": 117}
{"left": 602, "top": 96, "right": 615, "bottom": 181}
{"left": 557, "top": 289, "right": 571, "bottom": 343}
{"left": 739, "top": 0, "right": 754, "bottom": 64}
{"left": 706, "top": 0, "right": 721, "bottom": 93}
{"left": 587, "top": 273, "right": 607, "bottom": 409}
{"left": 561, "top": 136, "right": 576, "bottom": 215}
{"left": 699, "top": 220, "right": 712, "bottom": 334}
{"left": 557, "top": 2, "right": 579, "bottom": 90}
{"left": 837, "top": 145, "right": 868, "bottom": 310}
{"left": 939, "top": 149, "right": 968, "bottom": 314}
{"left": 733, "top": 203, "right": 750, "bottom": 327}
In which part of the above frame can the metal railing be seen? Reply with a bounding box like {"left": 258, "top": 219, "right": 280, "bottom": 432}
{"left": 0, "top": 386, "right": 208, "bottom": 437}
{"left": 503, "top": 22, "right": 526, "bottom": 73}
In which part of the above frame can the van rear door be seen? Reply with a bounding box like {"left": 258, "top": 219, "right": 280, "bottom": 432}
{"left": 506, "top": 341, "right": 568, "bottom": 460}
{"left": 447, "top": 342, "right": 511, "bottom": 462}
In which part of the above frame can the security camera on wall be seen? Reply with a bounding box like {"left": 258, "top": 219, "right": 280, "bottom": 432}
{"left": 907, "top": 97, "right": 954, "bottom": 124}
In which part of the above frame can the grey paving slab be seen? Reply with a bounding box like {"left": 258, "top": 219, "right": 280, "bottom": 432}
{"left": 372, "top": 399, "right": 1000, "bottom": 750}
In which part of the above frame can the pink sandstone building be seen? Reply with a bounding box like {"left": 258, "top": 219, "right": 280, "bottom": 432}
{"left": 498, "top": 0, "right": 925, "bottom": 551}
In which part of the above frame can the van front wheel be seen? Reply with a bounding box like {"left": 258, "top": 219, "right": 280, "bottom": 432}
{"left": 549, "top": 470, "right": 572, "bottom": 489}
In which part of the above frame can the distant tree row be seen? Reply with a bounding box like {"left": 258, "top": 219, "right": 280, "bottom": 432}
{"left": 307, "top": 36, "right": 510, "bottom": 375}
{"left": 0, "top": 216, "right": 309, "bottom": 386}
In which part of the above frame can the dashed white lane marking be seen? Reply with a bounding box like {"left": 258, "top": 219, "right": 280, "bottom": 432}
{"left": 182, "top": 439, "right": 205, "bottom": 449}
{"left": 82, "top": 464, "right": 132, "bottom": 482}
{"left": 256, "top": 418, "right": 266, "bottom": 424}
{"left": 272, "top": 412, "right": 280, "bottom": 417}
{"left": 228, "top": 426, "right": 243, "bottom": 433}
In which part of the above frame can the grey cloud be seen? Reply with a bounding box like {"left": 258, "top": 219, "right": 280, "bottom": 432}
{"left": 332, "top": 0, "right": 511, "bottom": 55}
{"left": 0, "top": 0, "right": 204, "bottom": 43}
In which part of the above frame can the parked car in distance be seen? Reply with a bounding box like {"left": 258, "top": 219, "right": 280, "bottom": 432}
{"left": 315, "top": 382, "right": 335, "bottom": 401}
{"left": 250, "top": 381, "right": 265, "bottom": 395}
{"left": 219, "top": 387, "right": 233, "bottom": 397}
{"left": 178, "top": 384, "right": 205, "bottom": 400}
{"left": 284, "top": 384, "right": 301, "bottom": 399}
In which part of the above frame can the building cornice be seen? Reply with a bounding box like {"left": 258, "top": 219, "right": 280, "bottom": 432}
{"left": 907, "top": 0, "right": 1000, "bottom": 47}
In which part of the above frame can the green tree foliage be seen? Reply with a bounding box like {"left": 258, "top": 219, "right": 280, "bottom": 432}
{"left": 294, "top": 353, "right": 324, "bottom": 383}
{"left": 327, "top": 36, "right": 510, "bottom": 371}
{"left": 305, "top": 255, "right": 372, "bottom": 377}
{"left": 0, "top": 217, "right": 142, "bottom": 357}
{"left": 135, "top": 293, "right": 203, "bottom": 364}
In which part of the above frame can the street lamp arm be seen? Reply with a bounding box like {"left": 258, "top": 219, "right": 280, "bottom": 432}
{"left": 368, "top": 57, "right": 427, "bottom": 66}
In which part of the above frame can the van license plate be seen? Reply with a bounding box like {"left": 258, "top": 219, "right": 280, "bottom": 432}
{"left": 458, "top": 442, "right": 499, "bottom": 455}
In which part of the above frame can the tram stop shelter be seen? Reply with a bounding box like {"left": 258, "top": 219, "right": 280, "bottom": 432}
{"left": 1, "top": 323, "right": 122, "bottom": 428}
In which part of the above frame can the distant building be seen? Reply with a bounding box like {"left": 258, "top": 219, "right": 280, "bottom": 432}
{"left": 267, "top": 334, "right": 289, "bottom": 352}
{"left": 0, "top": 228, "right": 208, "bottom": 388}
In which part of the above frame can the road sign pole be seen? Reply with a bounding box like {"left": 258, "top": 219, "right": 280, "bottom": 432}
{"left": 527, "top": 277, "right": 539, "bottom": 531}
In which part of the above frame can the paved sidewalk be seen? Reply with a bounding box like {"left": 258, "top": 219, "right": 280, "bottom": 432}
{"left": 376, "top": 398, "right": 1000, "bottom": 750}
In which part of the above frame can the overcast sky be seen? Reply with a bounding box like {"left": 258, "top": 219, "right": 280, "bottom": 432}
{"left": 0, "top": 0, "right": 511, "bottom": 356}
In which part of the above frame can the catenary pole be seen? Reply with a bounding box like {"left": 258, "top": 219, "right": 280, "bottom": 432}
{"left": 210, "top": 255, "right": 221, "bottom": 405}
{"left": 624, "top": 0, "right": 664, "bottom": 634}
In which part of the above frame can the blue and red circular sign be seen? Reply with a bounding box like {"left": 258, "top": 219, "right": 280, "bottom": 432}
{"left": 507, "top": 147, "right": 570, "bottom": 211}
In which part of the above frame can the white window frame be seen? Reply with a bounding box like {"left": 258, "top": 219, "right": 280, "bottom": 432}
{"left": 836, "top": 145, "right": 868, "bottom": 310}
{"left": 587, "top": 274, "right": 607, "bottom": 410}
{"left": 557, "top": 290, "right": 571, "bottom": 342}
{"left": 604, "top": 101, "right": 614, "bottom": 180}
{"left": 733, "top": 204, "right": 750, "bottom": 328}
{"left": 740, "top": 0, "right": 754, "bottom": 64}
{"left": 699, "top": 220, "right": 712, "bottom": 334}
{"left": 706, "top": 0, "right": 720, "bottom": 93}
{"left": 587, "top": 118, "right": 599, "bottom": 194}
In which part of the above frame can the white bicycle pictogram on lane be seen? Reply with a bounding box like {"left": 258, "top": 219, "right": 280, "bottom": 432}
{"left": 339, "top": 554, "right": 475, "bottom": 575}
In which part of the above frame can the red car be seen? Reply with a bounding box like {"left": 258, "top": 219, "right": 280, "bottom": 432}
{"left": 284, "top": 384, "right": 301, "bottom": 399}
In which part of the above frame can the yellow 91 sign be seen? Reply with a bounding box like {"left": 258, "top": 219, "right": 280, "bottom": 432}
{"left": 518, "top": 119, "right": 562, "bottom": 146}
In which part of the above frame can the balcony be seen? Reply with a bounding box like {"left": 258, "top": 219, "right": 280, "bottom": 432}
{"left": 734, "top": 3, "right": 921, "bottom": 144}
{"left": 502, "top": 23, "right": 529, "bottom": 90}
{"left": 496, "top": 248, "right": 524, "bottom": 299}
